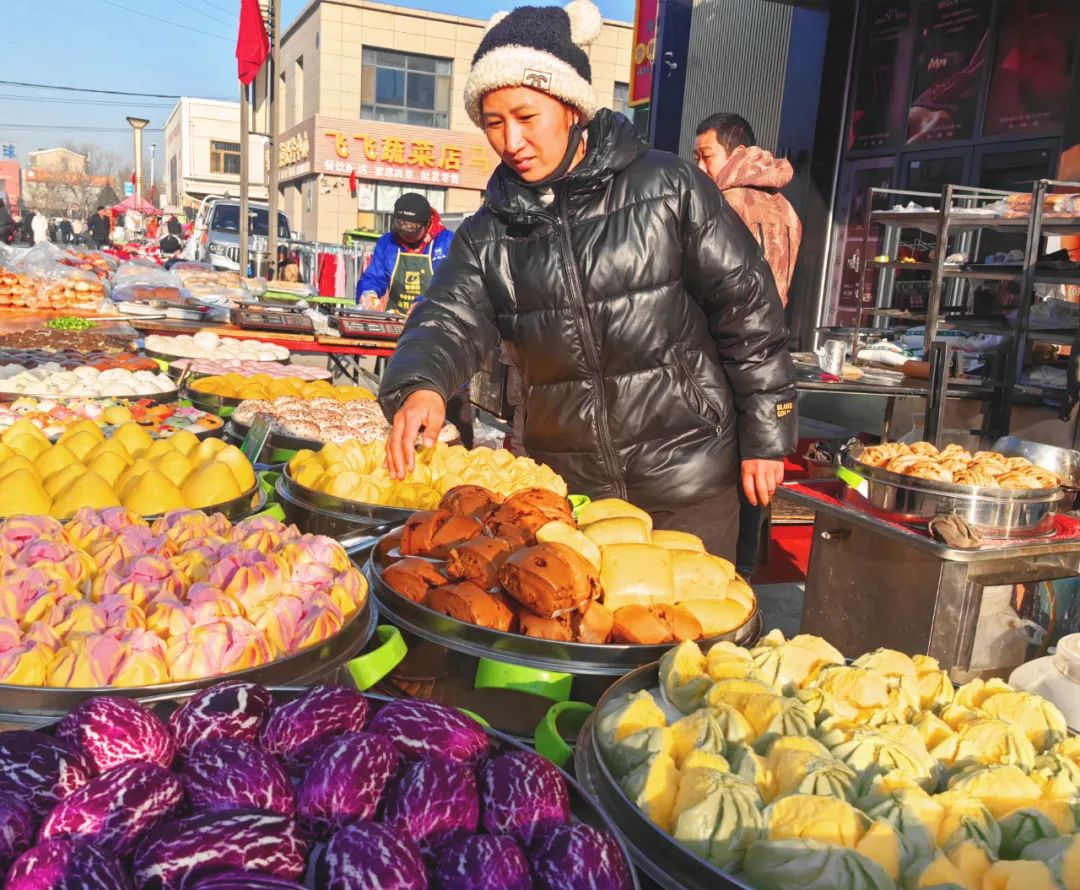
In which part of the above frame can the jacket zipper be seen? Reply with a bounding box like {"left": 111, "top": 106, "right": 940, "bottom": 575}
{"left": 554, "top": 190, "right": 626, "bottom": 498}
{"left": 675, "top": 347, "right": 725, "bottom": 436}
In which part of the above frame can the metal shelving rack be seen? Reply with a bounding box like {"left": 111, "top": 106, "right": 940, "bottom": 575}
{"left": 995, "top": 178, "right": 1080, "bottom": 434}
{"left": 851, "top": 184, "right": 1028, "bottom": 441}
{"left": 852, "top": 184, "right": 1024, "bottom": 360}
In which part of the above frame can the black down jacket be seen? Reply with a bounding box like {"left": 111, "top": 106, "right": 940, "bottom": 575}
{"left": 379, "top": 110, "right": 797, "bottom": 511}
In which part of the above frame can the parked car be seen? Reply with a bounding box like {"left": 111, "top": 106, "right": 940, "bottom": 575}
{"left": 193, "top": 198, "right": 292, "bottom": 272}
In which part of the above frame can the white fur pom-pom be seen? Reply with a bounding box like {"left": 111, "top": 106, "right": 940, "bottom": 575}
{"left": 483, "top": 10, "right": 509, "bottom": 36}
{"left": 565, "top": 0, "right": 603, "bottom": 46}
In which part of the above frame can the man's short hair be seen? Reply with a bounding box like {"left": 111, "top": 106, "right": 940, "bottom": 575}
{"left": 695, "top": 113, "right": 757, "bottom": 152}
{"left": 97, "top": 206, "right": 104, "bottom": 211}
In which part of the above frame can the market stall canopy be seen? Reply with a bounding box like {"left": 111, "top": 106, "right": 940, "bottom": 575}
{"left": 111, "top": 196, "right": 160, "bottom": 215}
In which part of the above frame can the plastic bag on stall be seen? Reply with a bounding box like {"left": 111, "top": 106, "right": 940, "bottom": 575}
{"left": 113, "top": 261, "right": 180, "bottom": 287}
{"left": 0, "top": 243, "right": 22, "bottom": 270}
{"left": 12, "top": 241, "right": 69, "bottom": 276}
{"left": 168, "top": 261, "right": 213, "bottom": 274}
{"left": 111, "top": 261, "right": 186, "bottom": 304}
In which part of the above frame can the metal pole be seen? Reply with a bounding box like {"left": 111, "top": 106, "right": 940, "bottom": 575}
{"left": 126, "top": 117, "right": 149, "bottom": 208}
{"left": 925, "top": 340, "right": 952, "bottom": 447}
{"left": 267, "top": 0, "right": 282, "bottom": 280}
{"left": 149, "top": 144, "right": 156, "bottom": 209}
{"left": 240, "top": 82, "right": 250, "bottom": 278}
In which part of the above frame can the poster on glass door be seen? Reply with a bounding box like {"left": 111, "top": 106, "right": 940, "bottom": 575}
{"left": 984, "top": 0, "right": 1080, "bottom": 138}
{"left": 906, "top": 0, "right": 992, "bottom": 144}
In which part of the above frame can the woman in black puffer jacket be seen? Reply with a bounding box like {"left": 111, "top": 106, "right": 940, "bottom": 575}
{"left": 380, "top": 0, "right": 796, "bottom": 558}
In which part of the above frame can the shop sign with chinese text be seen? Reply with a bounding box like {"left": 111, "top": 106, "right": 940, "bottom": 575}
{"left": 276, "top": 115, "right": 498, "bottom": 190}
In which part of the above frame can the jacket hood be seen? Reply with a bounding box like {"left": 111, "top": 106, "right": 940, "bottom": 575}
{"left": 484, "top": 109, "right": 647, "bottom": 221}
{"left": 711, "top": 145, "right": 793, "bottom": 191}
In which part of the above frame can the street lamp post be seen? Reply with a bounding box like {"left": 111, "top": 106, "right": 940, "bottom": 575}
{"left": 150, "top": 143, "right": 156, "bottom": 209}
{"left": 126, "top": 116, "right": 150, "bottom": 207}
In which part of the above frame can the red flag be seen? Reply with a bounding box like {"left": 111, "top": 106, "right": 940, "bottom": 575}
{"left": 131, "top": 171, "right": 137, "bottom": 185}
{"left": 349, "top": 168, "right": 358, "bottom": 197}
{"left": 236, "top": 0, "right": 270, "bottom": 86}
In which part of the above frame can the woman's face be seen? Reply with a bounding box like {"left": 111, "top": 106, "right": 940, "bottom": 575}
{"left": 480, "top": 87, "right": 579, "bottom": 182}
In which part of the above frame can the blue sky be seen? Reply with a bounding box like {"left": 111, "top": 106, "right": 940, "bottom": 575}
{"left": 1, "top": 0, "right": 635, "bottom": 169}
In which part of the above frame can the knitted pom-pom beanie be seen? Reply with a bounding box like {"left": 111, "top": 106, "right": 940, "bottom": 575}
{"left": 464, "top": 0, "right": 604, "bottom": 128}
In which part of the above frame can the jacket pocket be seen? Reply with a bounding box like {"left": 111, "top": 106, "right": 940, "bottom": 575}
{"left": 674, "top": 346, "right": 727, "bottom": 428}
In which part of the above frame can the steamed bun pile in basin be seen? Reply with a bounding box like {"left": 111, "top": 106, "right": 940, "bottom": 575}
{"left": 0, "top": 508, "right": 367, "bottom": 687}
{"left": 597, "top": 631, "right": 1080, "bottom": 890}
{"left": 0, "top": 419, "right": 255, "bottom": 518}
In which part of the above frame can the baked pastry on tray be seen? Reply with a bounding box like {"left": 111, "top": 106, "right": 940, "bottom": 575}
{"left": 858, "top": 442, "right": 1059, "bottom": 491}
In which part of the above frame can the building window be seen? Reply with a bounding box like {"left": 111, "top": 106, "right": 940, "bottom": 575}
{"left": 210, "top": 141, "right": 242, "bottom": 176}
{"left": 278, "top": 71, "right": 287, "bottom": 133}
{"left": 293, "top": 57, "right": 304, "bottom": 127}
{"left": 613, "top": 82, "right": 630, "bottom": 116}
{"left": 361, "top": 48, "right": 451, "bottom": 129}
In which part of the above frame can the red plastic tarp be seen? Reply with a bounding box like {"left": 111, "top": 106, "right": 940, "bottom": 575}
{"left": 110, "top": 196, "right": 160, "bottom": 215}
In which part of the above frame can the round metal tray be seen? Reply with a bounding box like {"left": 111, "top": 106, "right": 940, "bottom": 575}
{"left": 230, "top": 417, "right": 461, "bottom": 454}
{"left": 366, "top": 536, "right": 762, "bottom": 677}
{"left": 842, "top": 444, "right": 1064, "bottom": 538}
{"left": 0, "top": 387, "right": 178, "bottom": 405}
{"left": 278, "top": 475, "right": 404, "bottom": 541}
{"left": 0, "top": 596, "right": 377, "bottom": 724}
{"left": 24, "top": 684, "right": 640, "bottom": 889}
{"left": 139, "top": 479, "right": 266, "bottom": 523}
{"left": 227, "top": 417, "right": 326, "bottom": 453}
{"left": 575, "top": 662, "right": 752, "bottom": 890}
{"left": 280, "top": 462, "right": 415, "bottom": 526}
{"left": 147, "top": 347, "right": 290, "bottom": 367}
{"left": 182, "top": 385, "right": 244, "bottom": 417}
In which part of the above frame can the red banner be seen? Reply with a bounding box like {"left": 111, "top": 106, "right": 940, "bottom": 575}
{"left": 629, "top": 0, "right": 658, "bottom": 107}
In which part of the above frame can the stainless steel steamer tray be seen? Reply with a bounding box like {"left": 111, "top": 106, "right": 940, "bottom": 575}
{"left": 0, "top": 387, "right": 179, "bottom": 405}
{"left": 227, "top": 417, "right": 325, "bottom": 453}
{"left": 279, "top": 463, "right": 415, "bottom": 526}
{"left": 575, "top": 662, "right": 754, "bottom": 890}
{"left": 842, "top": 443, "right": 1064, "bottom": 537}
{"left": 0, "top": 597, "right": 377, "bottom": 722}
{"left": 141, "top": 479, "right": 265, "bottom": 523}
{"left": 181, "top": 385, "right": 244, "bottom": 416}
{"left": 366, "top": 538, "right": 762, "bottom": 676}
{"left": 228, "top": 418, "right": 462, "bottom": 455}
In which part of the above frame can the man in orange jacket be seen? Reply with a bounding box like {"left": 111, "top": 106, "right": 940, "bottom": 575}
{"left": 695, "top": 112, "right": 803, "bottom": 576}
{"left": 694, "top": 113, "right": 802, "bottom": 305}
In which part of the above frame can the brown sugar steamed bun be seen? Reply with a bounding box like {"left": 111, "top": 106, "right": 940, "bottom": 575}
{"left": 499, "top": 542, "right": 602, "bottom": 618}
{"left": 445, "top": 537, "right": 515, "bottom": 590}
{"left": 611, "top": 604, "right": 702, "bottom": 645}
{"left": 439, "top": 485, "right": 504, "bottom": 521}
{"left": 400, "top": 509, "right": 487, "bottom": 559}
{"left": 382, "top": 557, "right": 448, "bottom": 604}
{"left": 426, "top": 582, "right": 515, "bottom": 632}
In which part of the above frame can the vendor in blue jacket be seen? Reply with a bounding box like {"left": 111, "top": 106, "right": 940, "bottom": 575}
{"left": 356, "top": 193, "right": 454, "bottom": 315}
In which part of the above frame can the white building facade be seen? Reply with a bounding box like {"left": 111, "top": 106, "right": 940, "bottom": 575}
{"left": 163, "top": 98, "right": 268, "bottom": 212}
